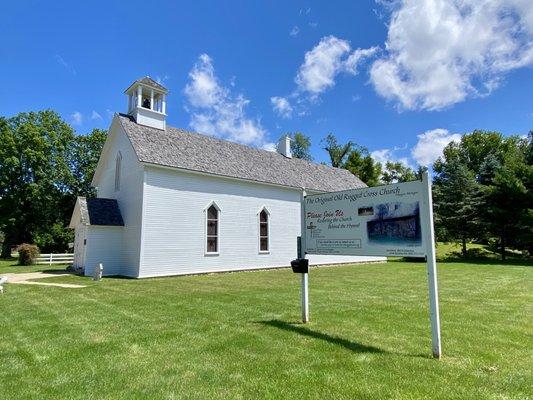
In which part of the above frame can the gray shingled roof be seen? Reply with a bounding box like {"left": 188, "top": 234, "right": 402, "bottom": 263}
{"left": 79, "top": 197, "right": 124, "bottom": 226}
{"left": 117, "top": 114, "right": 366, "bottom": 193}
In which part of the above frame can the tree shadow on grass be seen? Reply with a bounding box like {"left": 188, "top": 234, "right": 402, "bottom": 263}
{"left": 437, "top": 257, "right": 532, "bottom": 267}
{"left": 388, "top": 255, "right": 532, "bottom": 267}
{"left": 259, "top": 319, "right": 387, "bottom": 355}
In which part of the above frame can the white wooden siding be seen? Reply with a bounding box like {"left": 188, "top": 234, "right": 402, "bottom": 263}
{"left": 84, "top": 226, "right": 123, "bottom": 276}
{"left": 139, "top": 166, "right": 382, "bottom": 278}
{"left": 94, "top": 120, "right": 144, "bottom": 277}
{"left": 73, "top": 224, "right": 87, "bottom": 269}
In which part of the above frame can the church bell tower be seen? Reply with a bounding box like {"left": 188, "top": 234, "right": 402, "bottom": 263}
{"left": 124, "top": 76, "right": 168, "bottom": 130}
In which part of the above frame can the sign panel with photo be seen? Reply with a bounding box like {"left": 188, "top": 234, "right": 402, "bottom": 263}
{"left": 304, "top": 180, "right": 428, "bottom": 257}
{"left": 298, "top": 173, "right": 441, "bottom": 358}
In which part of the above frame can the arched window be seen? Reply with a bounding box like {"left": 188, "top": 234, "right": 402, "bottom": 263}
{"left": 259, "top": 208, "right": 269, "bottom": 252}
{"left": 114, "top": 152, "right": 122, "bottom": 191}
{"left": 206, "top": 204, "right": 219, "bottom": 253}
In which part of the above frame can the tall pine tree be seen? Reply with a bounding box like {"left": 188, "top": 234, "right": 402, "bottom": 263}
{"left": 433, "top": 160, "right": 484, "bottom": 257}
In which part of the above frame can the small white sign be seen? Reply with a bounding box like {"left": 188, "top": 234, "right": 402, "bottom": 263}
{"left": 304, "top": 179, "right": 428, "bottom": 257}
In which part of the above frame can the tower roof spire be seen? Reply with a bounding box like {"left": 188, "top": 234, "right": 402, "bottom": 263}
{"left": 124, "top": 76, "right": 168, "bottom": 94}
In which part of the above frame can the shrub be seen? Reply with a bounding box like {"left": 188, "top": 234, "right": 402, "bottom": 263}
{"left": 16, "top": 244, "right": 40, "bottom": 265}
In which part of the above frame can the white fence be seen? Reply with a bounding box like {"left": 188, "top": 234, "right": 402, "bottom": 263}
{"left": 36, "top": 253, "right": 74, "bottom": 265}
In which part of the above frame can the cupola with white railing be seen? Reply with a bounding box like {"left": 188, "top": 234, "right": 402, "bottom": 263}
{"left": 124, "top": 76, "right": 168, "bottom": 130}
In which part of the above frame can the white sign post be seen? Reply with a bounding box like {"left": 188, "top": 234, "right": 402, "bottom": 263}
{"left": 300, "top": 189, "right": 309, "bottom": 323}
{"left": 299, "top": 171, "right": 441, "bottom": 358}
{"left": 421, "top": 172, "right": 442, "bottom": 358}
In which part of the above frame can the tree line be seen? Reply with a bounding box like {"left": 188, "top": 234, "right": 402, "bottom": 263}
{"left": 0, "top": 111, "right": 106, "bottom": 257}
{"left": 0, "top": 110, "right": 531, "bottom": 260}
{"left": 290, "top": 132, "right": 427, "bottom": 185}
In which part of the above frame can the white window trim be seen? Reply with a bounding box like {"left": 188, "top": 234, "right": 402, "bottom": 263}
{"left": 204, "top": 201, "right": 221, "bottom": 256}
{"left": 114, "top": 151, "right": 122, "bottom": 192}
{"left": 257, "top": 206, "right": 270, "bottom": 254}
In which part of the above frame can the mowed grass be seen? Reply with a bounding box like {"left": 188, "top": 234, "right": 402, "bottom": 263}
{"left": 0, "top": 257, "right": 64, "bottom": 274}
{"left": 1, "top": 259, "right": 532, "bottom": 399}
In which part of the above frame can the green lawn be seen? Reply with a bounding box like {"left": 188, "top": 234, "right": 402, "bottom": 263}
{"left": 1, "top": 257, "right": 531, "bottom": 399}
{"left": 435, "top": 242, "right": 526, "bottom": 261}
{"left": 0, "top": 258, "right": 66, "bottom": 274}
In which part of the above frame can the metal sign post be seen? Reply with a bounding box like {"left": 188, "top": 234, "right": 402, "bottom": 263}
{"left": 421, "top": 171, "right": 442, "bottom": 358}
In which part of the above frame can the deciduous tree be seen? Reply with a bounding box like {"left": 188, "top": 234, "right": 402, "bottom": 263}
{"left": 322, "top": 134, "right": 352, "bottom": 168}
{"left": 0, "top": 111, "right": 106, "bottom": 256}
{"left": 434, "top": 130, "right": 532, "bottom": 259}
{"left": 381, "top": 161, "right": 417, "bottom": 184}
{"left": 68, "top": 128, "right": 108, "bottom": 197}
{"left": 344, "top": 147, "right": 382, "bottom": 186}
{"left": 289, "top": 132, "right": 312, "bottom": 161}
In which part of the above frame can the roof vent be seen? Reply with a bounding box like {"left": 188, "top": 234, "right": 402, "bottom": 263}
{"left": 277, "top": 135, "right": 292, "bottom": 158}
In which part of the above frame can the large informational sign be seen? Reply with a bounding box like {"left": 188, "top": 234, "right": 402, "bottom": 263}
{"left": 297, "top": 173, "right": 441, "bottom": 358}
{"left": 304, "top": 179, "right": 428, "bottom": 258}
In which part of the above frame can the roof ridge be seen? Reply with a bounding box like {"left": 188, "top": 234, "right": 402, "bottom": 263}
{"left": 118, "top": 112, "right": 340, "bottom": 171}
{"left": 117, "top": 114, "right": 365, "bottom": 191}
{"left": 163, "top": 120, "right": 354, "bottom": 175}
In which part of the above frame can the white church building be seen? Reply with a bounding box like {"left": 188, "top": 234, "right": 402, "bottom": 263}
{"left": 69, "top": 77, "right": 382, "bottom": 278}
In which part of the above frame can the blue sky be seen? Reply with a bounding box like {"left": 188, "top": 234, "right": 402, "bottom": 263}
{"left": 2, "top": 0, "right": 532, "bottom": 166}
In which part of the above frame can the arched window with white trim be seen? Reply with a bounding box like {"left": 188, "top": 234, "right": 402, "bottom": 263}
{"left": 114, "top": 152, "right": 122, "bottom": 191}
{"left": 205, "top": 203, "right": 220, "bottom": 254}
{"left": 259, "top": 208, "right": 269, "bottom": 252}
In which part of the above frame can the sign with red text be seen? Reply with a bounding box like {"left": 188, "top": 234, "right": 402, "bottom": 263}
{"left": 304, "top": 180, "right": 429, "bottom": 257}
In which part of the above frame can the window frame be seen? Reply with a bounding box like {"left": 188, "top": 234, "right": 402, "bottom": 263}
{"left": 114, "top": 151, "right": 122, "bottom": 192}
{"left": 204, "top": 201, "right": 221, "bottom": 255}
{"left": 258, "top": 207, "right": 270, "bottom": 254}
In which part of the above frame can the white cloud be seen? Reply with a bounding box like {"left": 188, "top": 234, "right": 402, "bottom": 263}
{"left": 184, "top": 54, "right": 223, "bottom": 108}
{"left": 295, "top": 36, "right": 352, "bottom": 97}
{"left": 91, "top": 110, "right": 102, "bottom": 121}
{"left": 370, "top": 149, "right": 392, "bottom": 164}
{"left": 184, "top": 54, "right": 270, "bottom": 147}
{"left": 106, "top": 109, "right": 114, "bottom": 119}
{"left": 270, "top": 96, "right": 293, "bottom": 118}
{"left": 290, "top": 26, "right": 300, "bottom": 37}
{"left": 71, "top": 111, "right": 83, "bottom": 125}
{"left": 262, "top": 142, "right": 277, "bottom": 152}
{"left": 156, "top": 75, "right": 169, "bottom": 84}
{"left": 370, "top": 0, "right": 533, "bottom": 111}
{"left": 292, "top": 36, "right": 378, "bottom": 103}
{"left": 411, "top": 128, "right": 461, "bottom": 166}
{"left": 345, "top": 46, "right": 380, "bottom": 75}
{"left": 371, "top": 129, "right": 462, "bottom": 168}
{"left": 270, "top": 36, "right": 378, "bottom": 118}
{"left": 371, "top": 144, "right": 411, "bottom": 167}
